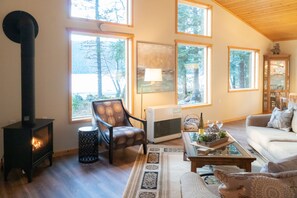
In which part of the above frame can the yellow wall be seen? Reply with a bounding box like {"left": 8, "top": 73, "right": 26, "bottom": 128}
{"left": 0, "top": 0, "right": 271, "bottom": 155}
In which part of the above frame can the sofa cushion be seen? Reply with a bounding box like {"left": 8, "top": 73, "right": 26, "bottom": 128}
{"left": 246, "top": 126, "right": 297, "bottom": 149}
{"left": 214, "top": 170, "right": 297, "bottom": 198}
{"left": 247, "top": 124, "right": 297, "bottom": 161}
{"left": 267, "top": 107, "right": 293, "bottom": 131}
{"left": 266, "top": 141, "right": 297, "bottom": 161}
{"left": 267, "top": 154, "right": 297, "bottom": 173}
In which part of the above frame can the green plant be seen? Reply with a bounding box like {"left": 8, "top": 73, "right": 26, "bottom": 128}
{"left": 198, "top": 131, "right": 227, "bottom": 143}
{"left": 198, "top": 133, "right": 217, "bottom": 142}
{"left": 218, "top": 130, "right": 227, "bottom": 138}
{"left": 198, "top": 134, "right": 208, "bottom": 142}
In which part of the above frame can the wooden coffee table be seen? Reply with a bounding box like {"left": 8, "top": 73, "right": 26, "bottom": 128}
{"left": 182, "top": 131, "right": 256, "bottom": 172}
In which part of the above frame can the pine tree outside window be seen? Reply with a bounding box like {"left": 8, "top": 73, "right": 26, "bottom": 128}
{"left": 228, "top": 47, "right": 259, "bottom": 91}
{"left": 176, "top": 41, "right": 211, "bottom": 106}
{"left": 70, "top": 0, "right": 132, "bottom": 26}
{"left": 177, "top": 0, "right": 212, "bottom": 37}
{"left": 69, "top": 31, "right": 132, "bottom": 121}
{"left": 69, "top": 0, "right": 133, "bottom": 122}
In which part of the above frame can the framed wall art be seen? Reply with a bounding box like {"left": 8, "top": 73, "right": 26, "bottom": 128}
{"left": 137, "top": 41, "right": 175, "bottom": 93}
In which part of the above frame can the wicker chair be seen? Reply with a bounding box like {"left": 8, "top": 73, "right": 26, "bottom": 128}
{"left": 92, "top": 99, "right": 147, "bottom": 164}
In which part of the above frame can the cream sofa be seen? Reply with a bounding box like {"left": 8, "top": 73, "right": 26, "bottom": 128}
{"left": 246, "top": 93, "right": 297, "bottom": 162}
{"left": 246, "top": 113, "right": 297, "bottom": 162}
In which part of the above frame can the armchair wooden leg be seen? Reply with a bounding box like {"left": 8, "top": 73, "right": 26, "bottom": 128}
{"left": 143, "top": 143, "right": 147, "bottom": 155}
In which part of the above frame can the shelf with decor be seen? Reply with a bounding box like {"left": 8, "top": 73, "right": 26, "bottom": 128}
{"left": 263, "top": 54, "right": 290, "bottom": 113}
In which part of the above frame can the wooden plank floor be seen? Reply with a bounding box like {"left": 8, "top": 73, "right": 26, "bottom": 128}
{"left": 0, "top": 120, "right": 247, "bottom": 198}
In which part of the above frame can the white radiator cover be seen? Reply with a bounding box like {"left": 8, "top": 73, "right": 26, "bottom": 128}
{"left": 146, "top": 105, "right": 182, "bottom": 143}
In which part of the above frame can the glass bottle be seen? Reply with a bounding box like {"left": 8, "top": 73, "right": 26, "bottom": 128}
{"left": 198, "top": 112, "right": 204, "bottom": 134}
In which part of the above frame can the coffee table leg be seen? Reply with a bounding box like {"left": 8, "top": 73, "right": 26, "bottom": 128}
{"left": 191, "top": 162, "right": 198, "bottom": 172}
{"left": 243, "top": 163, "right": 252, "bottom": 172}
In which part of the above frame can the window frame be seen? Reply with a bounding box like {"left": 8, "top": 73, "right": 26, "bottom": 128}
{"left": 68, "top": 28, "right": 134, "bottom": 123}
{"left": 175, "top": 40, "right": 212, "bottom": 109}
{"left": 228, "top": 46, "right": 260, "bottom": 92}
{"left": 176, "top": 0, "right": 212, "bottom": 38}
{"left": 68, "top": 0, "right": 134, "bottom": 27}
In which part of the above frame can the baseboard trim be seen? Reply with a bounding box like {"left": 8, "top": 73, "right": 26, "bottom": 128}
{"left": 223, "top": 116, "right": 246, "bottom": 123}
{"left": 53, "top": 148, "right": 77, "bottom": 158}
{"left": 223, "top": 113, "right": 262, "bottom": 123}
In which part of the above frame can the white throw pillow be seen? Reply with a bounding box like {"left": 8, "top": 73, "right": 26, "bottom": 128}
{"left": 267, "top": 107, "right": 293, "bottom": 131}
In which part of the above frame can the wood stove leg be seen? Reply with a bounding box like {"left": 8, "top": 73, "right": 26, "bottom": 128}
{"left": 26, "top": 169, "right": 33, "bottom": 183}
{"left": 4, "top": 169, "right": 9, "bottom": 181}
{"left": 49, "top": 155, "right": 53, "bottom": 166}
{"left": 3, "top": 165, "right": 11, "bottom": 181}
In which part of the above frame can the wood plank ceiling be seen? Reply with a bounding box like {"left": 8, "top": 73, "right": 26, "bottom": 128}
{"left": 212, "top": 0, "right": 297, "bottom": 41}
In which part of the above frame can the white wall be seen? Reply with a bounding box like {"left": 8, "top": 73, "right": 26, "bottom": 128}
{"left": 0, "top": 0, "right": 271, "bottom": 156}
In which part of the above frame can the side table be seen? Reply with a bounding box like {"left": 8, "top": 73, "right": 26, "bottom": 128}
{"left": 78, "top": 126, "right": 99, "bottom": 163}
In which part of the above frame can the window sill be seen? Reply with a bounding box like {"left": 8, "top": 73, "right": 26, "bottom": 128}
{"left": 70, "top": 117, "right": 92, "bottom": 124}
{"left": 228, "top": 88, "right": 259, "bottom": 93}
{"left": 181, "top": 103, "right": 212, "bottom": 110}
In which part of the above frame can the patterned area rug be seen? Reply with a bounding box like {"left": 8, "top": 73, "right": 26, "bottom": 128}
{"left": 123, "top": 144, "right": 267, "bottom": 198}
{"left": 123, "top": 144, "right": 190, "bottom": 198}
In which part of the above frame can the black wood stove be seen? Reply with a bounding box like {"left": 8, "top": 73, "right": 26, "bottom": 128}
{"left": 3, "top": 119, "right": 54, "bottom": 182}
{"left": 2, "top": 11, "right": 54, "bottom": 182}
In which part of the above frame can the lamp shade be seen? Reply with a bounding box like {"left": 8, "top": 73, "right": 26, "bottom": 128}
{"left": 144, "top": 68, "right": 163, "bottom": 82}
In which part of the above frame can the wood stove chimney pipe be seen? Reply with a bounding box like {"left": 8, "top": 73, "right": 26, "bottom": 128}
{"left": 2, "top": 11, "right": 39, "bottom": 126}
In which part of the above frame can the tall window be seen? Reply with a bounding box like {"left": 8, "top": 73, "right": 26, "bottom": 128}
{"left": 69, "top": 31, "right": 131, "bottom": 121}
{"left": 228, "top": 47, "right": 259, "bottom": 91}
{"left": 176, "top": 41, "right": 211, "bottom": 106}
{"left": 70, "top": 0, "right": 132, "bottom": 25}
{"left": 177, "top": 0, "right": 212, "bottom": 37}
